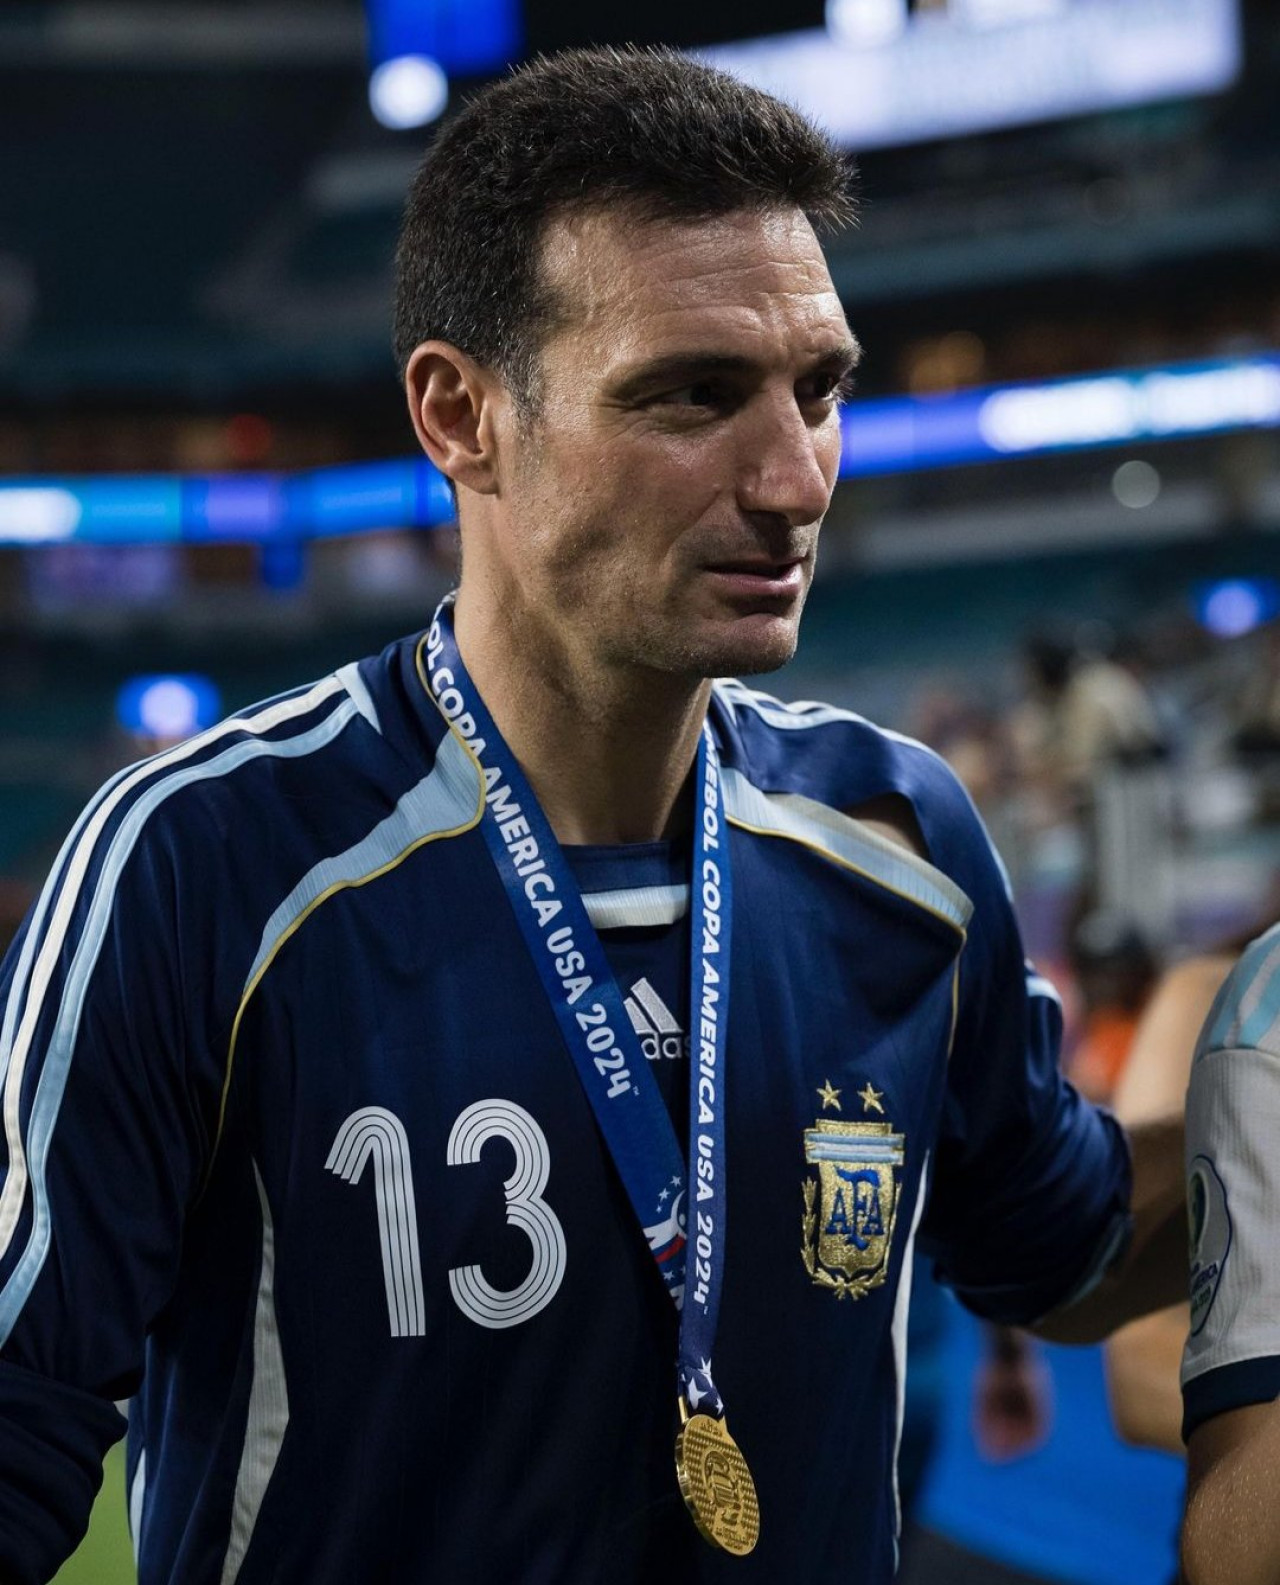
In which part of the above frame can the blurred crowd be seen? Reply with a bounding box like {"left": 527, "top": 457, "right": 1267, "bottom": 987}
{"left": 892, "top": 611, "right": 1280, "bottom": 1583}
{"left": 908, "top": 609, "right": 1280, "bottom": 956}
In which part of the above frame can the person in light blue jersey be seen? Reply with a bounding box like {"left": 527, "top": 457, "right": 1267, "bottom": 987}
{"left": 1180, "top": 920, "right": 1280, "bottom": 1585}
{"left": 0, "top": 47, "right": 1185, "bottom": 1585}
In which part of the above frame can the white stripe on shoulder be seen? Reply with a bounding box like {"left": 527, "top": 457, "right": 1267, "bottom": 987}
{"left": 716, "top": 681, "right": 1017, "bottom": 906}
{"left": 242, "top": 728, "right": 482, "bottom": 992}
{"left": 714, "top": 678, "right": 871, "bottom": 732}
{"left": 0, "top": 680, "right": 357, "bottom": 1343}
{"left": 1, "top": 671, "right": 346, "bottom": 1113}
{"left": 714, "top": 678, "right": 964, "bottom": 778}
{"left": 335, "top": 662, "right": 381, "bottom": 733}
{"left": 582, "top": 883, "right": 689, "bottom": 931}
{"left": 722, "top": 770, "right": 972, "bottom": 933}
{"left": 0, "top": 675, "right": 346, "bottom": 1099}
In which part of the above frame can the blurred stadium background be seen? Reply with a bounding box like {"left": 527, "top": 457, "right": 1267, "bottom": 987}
{"left": 1, "top": 0, "right": 1276, "bottom": 1579}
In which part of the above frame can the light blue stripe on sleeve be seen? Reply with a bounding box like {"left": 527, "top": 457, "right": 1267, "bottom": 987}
{"left": 0, "top": 700, "right": 359, "bottom": 1344}
{"left": 1219, "top": 922, "right": 1280, "bottom": 1054}
{"left": 0, "top": 757, "right": 141, "bottom": 1091}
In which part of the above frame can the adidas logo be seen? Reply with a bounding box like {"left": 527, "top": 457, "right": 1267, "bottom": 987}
{"left": 624, "top": 977, "right": 687, "bottom": 1062}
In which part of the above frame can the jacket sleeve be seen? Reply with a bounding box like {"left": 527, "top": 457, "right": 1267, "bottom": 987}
{"left": 914, "top": 770, "right": 1132, "bottom": 1325}
{"left": 0, "top": 780, "right": 229, "bottom": 1581}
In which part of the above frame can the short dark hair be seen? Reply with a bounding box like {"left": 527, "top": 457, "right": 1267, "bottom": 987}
{"left": 393, "top": 46, "right": 856, "bottom": 407}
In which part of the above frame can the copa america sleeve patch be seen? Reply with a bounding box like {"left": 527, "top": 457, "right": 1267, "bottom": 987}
{"left": 1187, "top": 1154, "right": 1231, "bottom": 1337}
{"left": 1182, "top": 1041, "right": 1280, "bottom": 1438}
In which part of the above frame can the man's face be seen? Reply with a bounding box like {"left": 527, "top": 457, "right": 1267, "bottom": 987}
{"left": 479, "top": 204, "right": 857, "bottom": 682}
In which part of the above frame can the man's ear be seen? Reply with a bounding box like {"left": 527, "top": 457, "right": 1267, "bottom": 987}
{"left": 404, "top": 341, "right": 504, "bottom": 497}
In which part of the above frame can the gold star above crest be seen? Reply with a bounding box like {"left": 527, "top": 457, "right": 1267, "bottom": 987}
{"left": 817, "top": 1079, "right": 842, "bottom": 1112}
{"left": 857, "top": 1083, "right": 885, "bottom": 1115}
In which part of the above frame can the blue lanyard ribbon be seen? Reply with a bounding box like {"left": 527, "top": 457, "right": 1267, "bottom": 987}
{"left": 424, "top": 600, "right": 732, "bottom": 1417}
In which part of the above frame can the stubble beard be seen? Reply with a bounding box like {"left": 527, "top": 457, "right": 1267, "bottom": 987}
{"left": 602, "top": 603, "right": 805, "bottom": 684}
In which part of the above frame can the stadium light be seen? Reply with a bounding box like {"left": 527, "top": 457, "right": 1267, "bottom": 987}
{"left": 825, "top": 0, "right": 907, "bottom": 49}
{"left": 0, "top": 487, "right": 81, "bottom": 542}
{"left": 3, "top": 355, "right": 1279, "bottom": 547}
{"left": 362, "top": 0, "right": 520, "bottom": 131}
{"left": 1111, "top": 460, "right": 1162, "bottom": 510}
{"left": 369, "top": 54, "right": 449, "bottom": 129}
{"left": 117, "top": 675, "right": 222, "bottom": 740}
{"left": 1197, "top": 579, "right": 1280, "bottom": 639}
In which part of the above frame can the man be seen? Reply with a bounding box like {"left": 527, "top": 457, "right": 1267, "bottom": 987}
{"left": 1180, "top": 921, "right": 1280, "bottom": 1585}
{"left": 0, "top": 48, "right": 1183, "bottom": 1584}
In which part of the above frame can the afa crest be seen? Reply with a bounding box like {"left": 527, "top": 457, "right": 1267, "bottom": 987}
{"left": 801, "top": 1119, "right": 905, "bottom": 1299}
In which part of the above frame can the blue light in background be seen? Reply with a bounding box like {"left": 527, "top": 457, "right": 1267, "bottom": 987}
{"left": 1196, "top": 578, "right": 1280, "bottom": 639}
{"left": 4, "top": 354, "right": 1279, "bottom": 548}
{"left": 117, "top": 675, "right": 222, "bottom": 740}
{"left": 0, "top": 459, "right": 457, "bottom": 546}
{"left": 285, "top": 459, "right": 443, "bottom": 536}
{"left": 69, "top": 478, "right": 183, "bottom": 542}
{"left": 837, "top": 354, "right": 1280, "bottom": 478}
{"left": 184, "top": 475, "right": 285, "bottom": 540}
{"left": 259, "top": 542, "right": 307, "bottom": 591}
{"left": 366, "top": 0, "right": 520, "bottom": 74}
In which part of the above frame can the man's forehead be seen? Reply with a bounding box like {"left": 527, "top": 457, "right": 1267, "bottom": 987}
{"left": 537, "top": 203, "right": 850, "bottom": 351}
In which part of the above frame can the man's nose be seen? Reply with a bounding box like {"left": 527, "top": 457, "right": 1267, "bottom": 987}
{"left": 735, "top": 396, "right": 839, "bottom": 528}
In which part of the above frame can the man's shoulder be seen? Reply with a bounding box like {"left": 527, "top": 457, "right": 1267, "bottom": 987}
{"left": 712, "top": 677, "right": 964, "bottom": 812}
{"left": 1196, "top": 922, "right": 1280, "bottom": 1065}
{"left": 85, "top": 631, "right": 460, "bottom": 904}
{"left": 145, "top": 653, "right": 404, "bottom": 822}
{"left": 712, "top": 678, "right": 1008, "bottom": 905}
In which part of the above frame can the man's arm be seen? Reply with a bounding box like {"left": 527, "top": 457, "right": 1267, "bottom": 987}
{"left": 1183, "top": 1403, "right": 1280, "bottom": 1585}
{"left": 1176, "top": 924, "right": 1280, "bottom": 1583}
{"left": 0, "top": 788, "right": 227, "bottom": 1582}
{"left": 1101, "top": 956, "right": 1235, "bottom": 1446}
{"left": 912, "top": 757, "right": 1139, "bottom": 1333}
{"left": 1032, "top": 1114, "right": 1184, "bottom": 1344}
{"left": 1037, "top": 955, "right": 1236, "bottom": 1345}
{"left": 1106, "top": 1307, "right": 1190, "bottom": 1454}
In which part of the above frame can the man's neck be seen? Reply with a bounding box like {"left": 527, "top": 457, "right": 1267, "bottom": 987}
{"left": 453, "top": 589, "right": 711, "bottom": 846}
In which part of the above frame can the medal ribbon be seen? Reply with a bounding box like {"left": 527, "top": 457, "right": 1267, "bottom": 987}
{"left": 423, "top": 600, "right": 732, "bottom": 1417}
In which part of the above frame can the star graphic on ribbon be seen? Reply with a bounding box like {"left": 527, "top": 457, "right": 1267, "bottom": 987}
{"left": 858, "top": 1082, "right": 886, "bottom": 1115}
{"left": 816, "top": 1078, "right": 842, "bottom": 1111}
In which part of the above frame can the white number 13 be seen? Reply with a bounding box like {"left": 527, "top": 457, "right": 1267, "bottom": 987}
{"left": 327, "top": 1099, "right": 567, "bottom": 1335}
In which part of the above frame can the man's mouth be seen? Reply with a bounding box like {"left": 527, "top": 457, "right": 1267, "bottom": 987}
{"left": 702, "top": 556, "right": 807, "bottom": 597}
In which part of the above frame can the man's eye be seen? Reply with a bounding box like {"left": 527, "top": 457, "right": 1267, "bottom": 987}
{"left": 659, "top": 382, "right": 724, "bottom": 408}
{"left": 802, "top": 371, "right": 856, "bottom": 405}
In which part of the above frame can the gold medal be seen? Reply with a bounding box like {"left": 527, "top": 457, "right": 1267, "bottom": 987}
{"left": 674, "top": 1402, "right": 760, "bottom": 1555}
